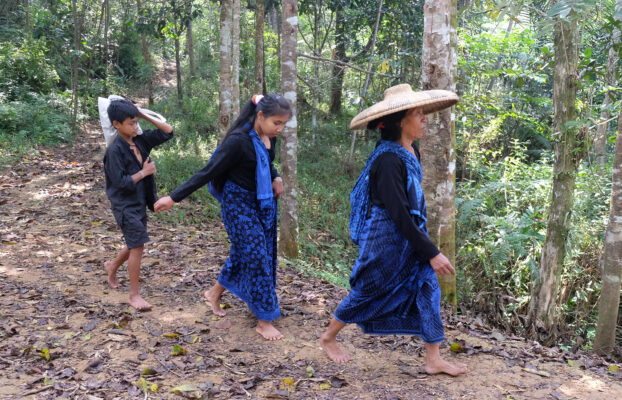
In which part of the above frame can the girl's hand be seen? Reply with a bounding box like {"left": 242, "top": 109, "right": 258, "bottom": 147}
{"left": 430, "top": 253, "right": 456, "bottom": 275}
{"left": 154, "top": 196, "right": 174, "bottom": 212}
{"left": 272, "top": 177, "right": 284, "bottom": 198}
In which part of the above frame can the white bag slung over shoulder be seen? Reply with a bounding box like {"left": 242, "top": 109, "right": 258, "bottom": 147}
{"left": 98, "top": 95, "right": 166, "bottom": 147}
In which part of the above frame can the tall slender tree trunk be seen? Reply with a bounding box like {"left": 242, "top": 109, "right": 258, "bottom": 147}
{"left": 594, "top": 27, "right": 620, "bottom": 165}
{"left": 347, "top": 0, "right": 383, "bottom": 163}
{"left": 528, "top": 15, "right": 581, "bottom": 343}
{"left": 254, "top": 0, "right": 265, "bottom": 94}
{"left": 269, "top": 4, "right": 281, "bottom": 83}
{"left": 311, "top": 2, "right": 320, "bottom": 138}
{"left": 420, "top": 0, "right": 458, "bottom": 307}
{"left": 104, "top": 0, "right": 110, "bottom": 78}
{"left": 279, "top": 0, "right": 299, "bottom": 258}
{"left": 232, "top": 0, "right": 241, "bottom": 115}
{"left": 329, "top": 7, "right": 346, "bottom": 114}
{"left": 219, "top": 0, "right": 233, "bottom": 141}
{"left": 24, "top": 0, "right": 31, "bottom": 37}
{"left": 71, "top": 0, "right": 81, "bottom": 133}
{"left": 137, "top": 0, "right": 154, "bottom": 105}
{"left": 186, "top": 1, "right": 196, "bottom": 79}
{"left": 594, "top": 106, "right": 622, "bottom": 354}
{"left": 174, "top": 35, "right": 183, "bottom": 100}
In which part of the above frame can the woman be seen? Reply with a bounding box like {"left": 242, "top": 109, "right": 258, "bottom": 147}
{"left": 154, "top": 94, "right": 292, "bottom": 341}
{"left": 320, "top": 84, "right": 467, "bottom": 376}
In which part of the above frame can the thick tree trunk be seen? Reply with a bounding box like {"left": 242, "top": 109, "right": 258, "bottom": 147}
{"left": 420, "top": 0, "right": 458, "bottom": 307}
{"left": 594, "top": 107, "right": 622, "bottom": 354}
{"left": 254, "top": 0, "right": 265, "bottom": 94}
{"left": 186, "top": 0, "right": 196, "bottom": 79}
{"left": 232, "top": 0, "right": 241, "bottom": 115}
{"left": 174, "top": 35, "right": 183, "bottom": 100}
{"left": 219, "top": 0, "right": 233, "bottom": 141}
{"left": 594, "top": 27, "right": 620, "bottom": 165}
{"left": 279, "top": 0, "right": 298, "bottom": 258}
{"left": 528, "top": 16, "right": 581, "bottom": 343}
{"left": 329, "top": 8, "right": 345, "bottom": 114}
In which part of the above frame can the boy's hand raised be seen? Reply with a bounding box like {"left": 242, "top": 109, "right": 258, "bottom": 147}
{"left": 142, "top": 157, "right": 156, "bottom": 177}
{"left": 154, "top": 196, "right": 174, "bottom": 212}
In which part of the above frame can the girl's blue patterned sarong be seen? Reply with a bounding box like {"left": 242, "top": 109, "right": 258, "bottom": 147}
{"left": 336, "top": 141, "right": 444, "bottom": 344}
{"left": 217, "top": 180, "right": 280, "bottom": 321}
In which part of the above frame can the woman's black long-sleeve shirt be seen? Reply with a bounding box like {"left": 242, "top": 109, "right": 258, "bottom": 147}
{"left": 369, "top": 151, "right": 440, "bottom": 261}
{"left": 170, "top": 130, "right": 279, "bottom": 203}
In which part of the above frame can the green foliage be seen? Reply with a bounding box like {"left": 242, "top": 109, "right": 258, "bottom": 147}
{"left": 0, "top": 39, "right": 60, "bottom": 100}
{"left": 0, "top": 93, "right": 72, "bottom": 168}
{"left": 457, "top": 144, "right": 611, "bottom": 339}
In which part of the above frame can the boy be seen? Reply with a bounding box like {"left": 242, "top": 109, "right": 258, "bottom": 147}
{"left": 103, "top": 99, "right": 173, "bottom": 310}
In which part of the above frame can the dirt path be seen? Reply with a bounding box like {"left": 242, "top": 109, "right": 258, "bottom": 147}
{"left": 1, "top": 124, "right": 622, "bottom": 400}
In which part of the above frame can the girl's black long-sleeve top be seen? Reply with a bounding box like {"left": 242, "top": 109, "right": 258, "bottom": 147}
{"left": 369, "top": 151, "right": 440, "bottom": 261}
{"left": 170, "top": 130, "right": 279, "bottom": 203}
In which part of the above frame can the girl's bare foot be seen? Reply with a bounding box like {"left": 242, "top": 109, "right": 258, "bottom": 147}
{"left": 320, "top": 333, "right": 352, "bottom": 363}
{"left": 129, "top": 293, "right": 152, "bottom": 311}
{"left": 204, "top": 288, "right": 226, "bottom": 317}
{"left": 255, "top": 320, "right": 284, "bottom": 341}
{"left": 104, "top": 261, "right": 119, "bottom": 288}
{"left": 424, "top": 357, "right": 467, "bottom": 376}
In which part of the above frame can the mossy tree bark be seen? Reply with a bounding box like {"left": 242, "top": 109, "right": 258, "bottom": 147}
{"left": 218, "top": 0, "right": 233, "bottom": 142}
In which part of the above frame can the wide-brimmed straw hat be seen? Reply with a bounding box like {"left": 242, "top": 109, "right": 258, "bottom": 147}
{"left": 350, "top": 84, "right": 459, "bottom": 130}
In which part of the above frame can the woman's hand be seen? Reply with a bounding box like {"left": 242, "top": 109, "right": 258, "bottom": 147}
{"left": 430, "top": 253, "right": 455, "bottom": 275}
{"left": 272, "top": 177, "right": 284, "bottom": 198}
{"left": 154, "top": 196, "right": 174, "bottom": 212}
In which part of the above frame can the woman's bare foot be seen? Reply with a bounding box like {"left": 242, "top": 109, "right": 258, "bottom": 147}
{"left": 104, "top": 261, "right": 119, "bottom": 288}
{"left": 255, "top": 320, "right": 284, "bottom": 341}
{"left": 320, "top": 333, "right": 352, "bottom": 363}
{"left": 204, "top": 288, "right": 226, "bottom": 317}
{"left": 424, "top": 357, "right": 467, "bottom": 376}
{"left": 129, "top": 293, "right": 152, "bottom": 311}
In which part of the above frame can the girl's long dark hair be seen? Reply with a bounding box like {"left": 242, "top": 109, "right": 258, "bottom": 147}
{"left": 225, "top": 94, "right": 292, "bottom": 138}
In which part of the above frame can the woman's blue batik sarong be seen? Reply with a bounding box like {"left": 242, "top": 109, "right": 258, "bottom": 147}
{"left": 217, "top": 180, "right": 280, "bottom": 321}
{"left": 335, "top": 142, "right": 444, "bottom": 344}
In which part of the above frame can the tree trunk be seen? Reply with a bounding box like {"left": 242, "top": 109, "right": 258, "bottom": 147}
{"left": 527, "top": 15, "right": 581, "bottom": 343}
{"left": 420, "top": 0, "right": 458, "bottom": 307}
{"left": 279, "top": 0, "right": 298, "bottom": 258}
{"left": 137, "top": 0, "right": 154, "bottom": 105}
{"left": 311, "top": 2, "right": 320, "bottom": 139}
{"left": 232, "top": 0, "right": 241, "bottom": 115}
{"left": 593, "top": 0, "right": 622, "bottom": 354}
{"left": 347, "top": 0, "right": 383, "bottom": 163}
{"left": 71, "top": 0, "right": 81, "bottom": 133}
{"left": 594, "top": 106, "right": 622, "bottom": 354}
{"left": 104, "top": 0, "right": 110, "bottom": 75}
{"left": 174, "top": 35, "right": 183, "bottom": 100}
{"left": 329, "top": 7, "right": 345, "bottom": 114}
{"left": 24, "top": 0, "right": 31, "bottom": 36}
{"left": 254, "top": 0, "right": 265, "bottom": 94}
{"left": 219, "top": 0, "right": 233, "bottom": 141}
{"left": 269, "top": 3, "right": 281, "bottom": 82}
{"left": 594, "top": 27, "right": 620, "bottom": 165}
{"left": 186, "top": 0, "right": 196, "bottom": 79}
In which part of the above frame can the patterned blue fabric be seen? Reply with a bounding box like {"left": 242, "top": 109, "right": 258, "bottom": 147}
{"left": 217, "top": 180, "right": 280, "bottom": 321}
{"left": 248, "top": 128, "right": 274, "bottom": 209}
{"left": 350, "top": 140, "right": 425, "bottom": 244}
{"left": 337, "top": 142, "right": 444, "bottom": 343}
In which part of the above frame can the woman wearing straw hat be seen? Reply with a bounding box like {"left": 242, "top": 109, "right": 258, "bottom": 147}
{"left": 320, "top": 84, "right": 467, "bottom": 376}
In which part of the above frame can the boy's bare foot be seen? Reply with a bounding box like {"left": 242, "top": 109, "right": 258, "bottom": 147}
{"left": 129, "top": 294, "right": 152, "bottom": 311}
{"left": 104, "top": 261, "right": 119, "bottom": 288}
{"left": 255, "top": 321, "right": 284, "bottom": 341}
{"left": 320, "top": 333, "right": 352, "bottom": 363}
{"left": 204, "top": 288, "right": 226, "bottom": 317}
{"left": 424, "top": 357, "right": 467, "bottom": 376}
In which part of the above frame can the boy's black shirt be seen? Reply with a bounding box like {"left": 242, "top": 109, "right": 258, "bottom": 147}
{"left": 104, "top": 128, "right": 173, "bottom": 223}
{"left": 170, "top": 130, "right": 279, "bottom": 203}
